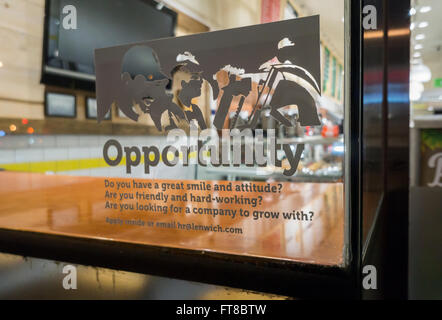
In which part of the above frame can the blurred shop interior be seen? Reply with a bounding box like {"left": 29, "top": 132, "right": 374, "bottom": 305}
{"left": 409, "top": 0, "right": 442, "bottom": 186}
{"left": 408, "top": 0, "right": 442, "bottom": 300}
{"left": 0, "top": 0, "right": 345, "bottom": 182}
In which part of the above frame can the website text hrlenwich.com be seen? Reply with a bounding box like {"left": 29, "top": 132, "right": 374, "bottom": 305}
{"left": 106, "top": 217, "right": 243, "bottom": 234}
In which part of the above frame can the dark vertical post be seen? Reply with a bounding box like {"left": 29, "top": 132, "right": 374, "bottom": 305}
{"left": 361, "top": 0, "right": 410, "bottom": 299}
{"left": 384, "top": 0, "right": 410, "bottom": 300}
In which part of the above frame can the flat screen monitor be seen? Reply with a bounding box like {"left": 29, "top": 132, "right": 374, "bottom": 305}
{"left": 42, "top": 0, "right": 177, "bottom": 91}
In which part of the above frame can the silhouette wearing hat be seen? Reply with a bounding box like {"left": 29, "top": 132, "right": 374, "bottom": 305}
{"left": 119, "top": 45, "right": 186, "bottom": 131}
{"left": 178, "top": 75, "right": 207, "bottom": 130}
{"left": 246, "top": 37, "right": 321, "bottom": 129}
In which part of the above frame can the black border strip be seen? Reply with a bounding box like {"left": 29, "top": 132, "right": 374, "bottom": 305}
{"left": 0, "top": 228, "right": 353, "bottom": 298}
{"left": 348, "top": 0, "right": 363, "bottom": 299}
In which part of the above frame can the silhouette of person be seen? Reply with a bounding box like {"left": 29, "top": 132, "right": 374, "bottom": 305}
{"left": 178, "top": 75, "right": 207, "bottom": 130}
{"left": 251, "top": 37, "right": 321, "bottom": 128}
{"left": 139, "top": 78, "right": 186, "bottom": 131}
{"left": 119, "top": 45, "right": 186, "bottom": 131}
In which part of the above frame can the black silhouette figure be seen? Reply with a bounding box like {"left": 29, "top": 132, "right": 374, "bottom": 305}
{"left": 178, "top": 76, "right": 207, "bottom": 130}
{"left": 118, "top": 45, "right": 186, "bottom": 131}
{"left": 104, "top": 37, "right": 321, "bottom": 132}
{"left": 245, "top": 38, "right": 321, "bottom": 129}
{"left": 139, "top": 79, "right": 186, "bottom": 132}
{"left": 213, "top": 74, "right": 251, "bottom": 130}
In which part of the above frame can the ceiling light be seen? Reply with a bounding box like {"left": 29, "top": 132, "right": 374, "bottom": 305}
{"left": 414, "top": 44, "right": 423, "bottom": 50}
{"left": 411, "top": 64, "right": 432, "bottom": 83}
{"left": 416, "top": 34, "right": 425, "bottom": 40}
{"left": 420, "top": 6, "right": 431, "bottom": 13}
{"left": 413, "top": 52, "right": 421, "bottom": 58}
{"left": 418, "top": 21, "right": 429, "bottom": 28}
{"left": 410, "top": 22, "right": 415, "bottom": 30}
{"left": 410, "top": 8, "right": 416, "bottom": 15}
{"left": 0, "top": 61, "right": 3, "bottom": 68}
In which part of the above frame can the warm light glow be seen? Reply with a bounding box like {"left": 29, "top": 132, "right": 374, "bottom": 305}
{"left": 9, "top": 124, "right": 17, "bottom": 132}
{"left": 389, "top": 28, "right": 410, "bottom": 37}
{"left": 21, "top": 118, "right": 28, "bottom": 125}
{"left": 364, "top": 30, "right": 383, "bottom": 39}
{"left": 364, "top": 28, "right": 410, "bottom": 39}
{"left": 27, "top": 127, "right": 34, "bottom": 134}
{"left": 0, "top": 61, "right": 3, "bottom": 68}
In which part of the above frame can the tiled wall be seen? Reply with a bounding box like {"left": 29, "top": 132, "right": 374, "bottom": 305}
{"left": 0, "top": 134, "right": 196, "bottom": 180}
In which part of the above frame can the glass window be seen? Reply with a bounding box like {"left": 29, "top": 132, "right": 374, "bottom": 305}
{"left": 0, "top": 0, "right": 347, "bottom": 267}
